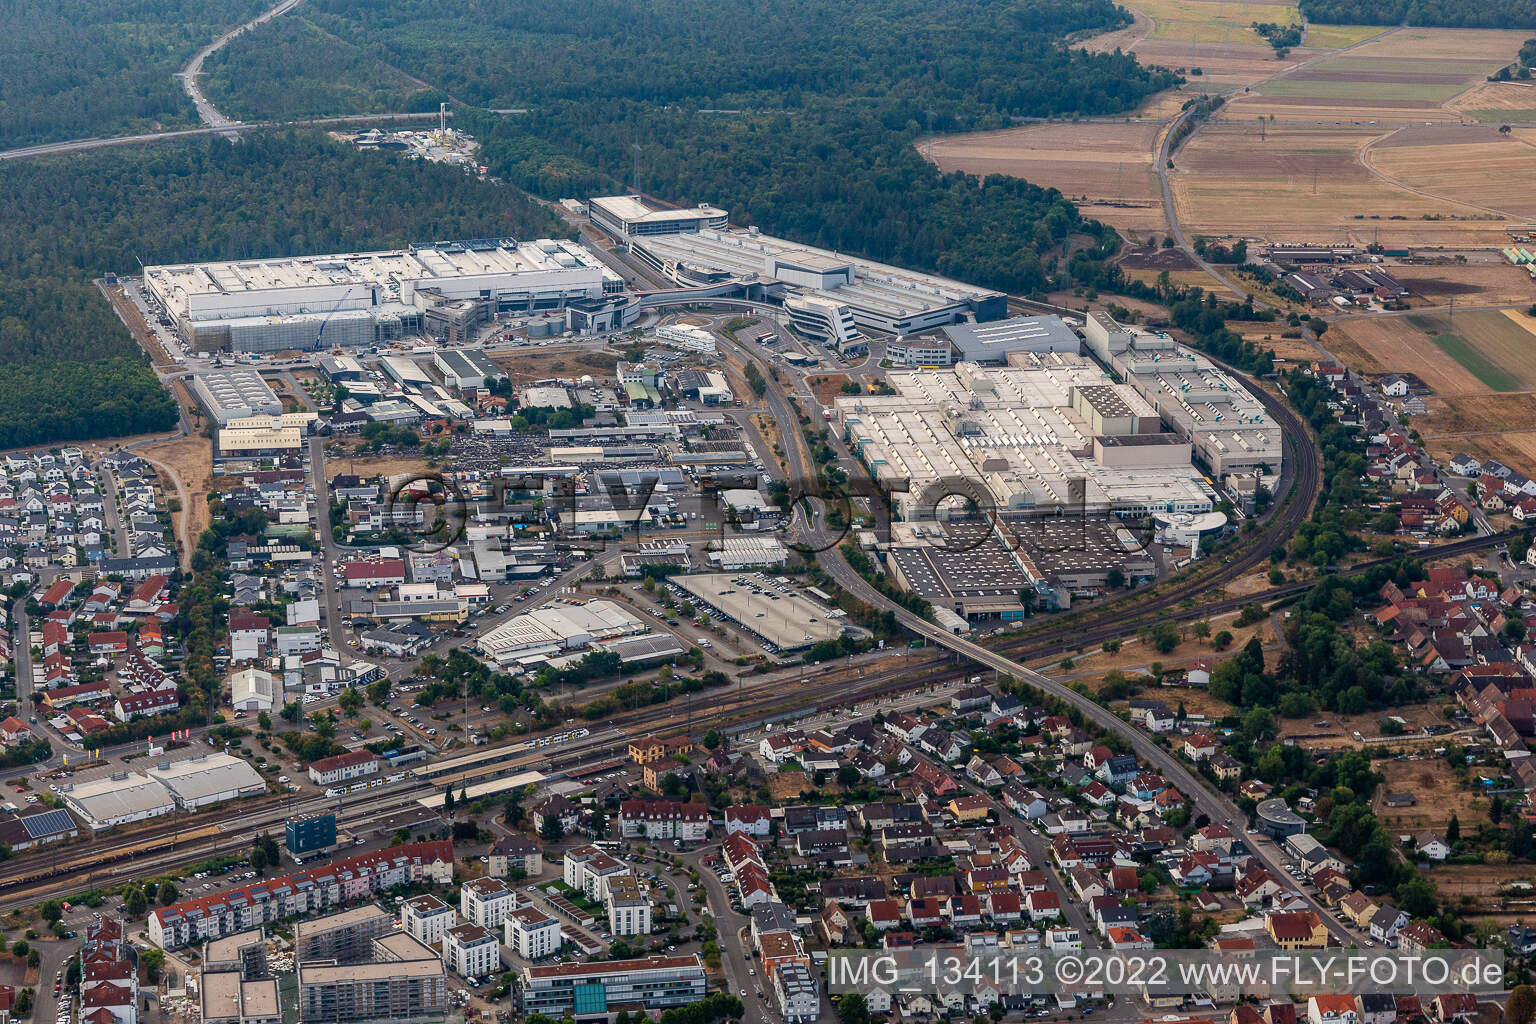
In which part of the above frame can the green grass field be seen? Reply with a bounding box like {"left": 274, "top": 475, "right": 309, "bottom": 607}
{"left": 1135, "top": 0, "right": 1298, "bottom": 43}
{"left": 1426, "top": 332, "right": 1523, "bottom": 391}
{"left": 1303, "top": 24, "right": 1388, "bottom": 48}
{"left": 1466, "top": 109, "right": 1536, "bottom": 123}
{"left": 1319, "top": 57, "right": 1500, "bottom": 74}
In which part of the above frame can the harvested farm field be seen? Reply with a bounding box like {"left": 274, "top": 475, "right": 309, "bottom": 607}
{"left": 1170, "top": 124, "right": 1456, "bottom": 242}
{"left": 916, "top": 121, "right": 1167, "bottom": 235}
{"left": 1365, "top": 126, "right": 1536, "bottom": 220}
{"left": 1393, "top": 266, "right": 1536, "bottom": 305}
{"left": 1405, "top": 310, "right": 1536, "bottom": 391}
{"left": 1372, "top": 755, "right": 1485, "bottom": 831}
{"left": 1131, "top": 0, "right": 1298, "bottom": 45}
{"left": 1325, "top": 316, "right": 1491, "bottom": 395}
{"left": 1300, "top": 23, "right": 1388, "bottom": 48}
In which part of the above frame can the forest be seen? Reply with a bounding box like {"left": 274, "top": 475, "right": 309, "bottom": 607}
{"left": 0, "top": 132, "right": 560, "bottom": 448}
{"left": 1299, "top": 0, "right": 1536, "bottom": 28}
{"left": 0, "top": 0, "right": 267, "bottom": 148}
{"left": 202, "top": 0, "right": 1182, "bottom": 298}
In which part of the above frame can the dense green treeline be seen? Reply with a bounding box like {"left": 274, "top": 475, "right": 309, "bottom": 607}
{"left": 1299, "top": 0, "right": 1536, "bottom": 28}
{"left": 201, "top": 17, "right": 450, "bottom": 119}
{"left": 212, "top": 0, "right": 1153, "bottom": 116}
{"left": 203, "top": 0, "right": 1179, "bottom": 297}
{"left": 0, "top": 0, "right": 267, "bottom": 147}
{"left": 0, "top": 132, "right": 560, "bottom": 448}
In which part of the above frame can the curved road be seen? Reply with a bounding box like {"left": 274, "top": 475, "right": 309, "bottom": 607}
{"left": 0, "top": 112, "right": 443, "bottom": 163}
{"left": 180, "top": 0, "right": 306, "bottom": 133}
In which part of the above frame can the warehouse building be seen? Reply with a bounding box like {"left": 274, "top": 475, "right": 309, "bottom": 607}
{"left": 381, "top": 356, "right": 432, "bottom": 389}
{"left": 629, "top": 227, "right": 1006, "bottom": 337}
{"left": 62, "top": 772, "right": 175, "bottom": 831}
{"left": 145, "top": 753, "right": 268, "bottom": 810}
{"left": 520, "top": 955, "right": 707, "bottom": 1018}
{"left": 886, "top": 517, "right": 1155, "bottom": 615}
{"left": 670, "top": 574, "right": 851, "bottom": 651}
{"left": 589, "top": 195, "right": 729, "bottom": 238}
{"left": 833, "top": 358, "right": 1213, "bottom": 521}
{"left": 142, "top": 238, "right": 622, "bottom": 351}
{"left": 475, "top": 599, "right": 649, "bottom": 666}
{"left": 318, "top": 355, "right": 366, "bottom": 383}
{"left": 940, "top": 315, "right": 1080, "bottom": 363}
{"left": 433, "top": 349, "right": 506, "bottom": 392}
{"left": 1083, "top": 311, "right": 1282, "bottom": 476}
{"left": 216, "top": 422, "right": 306, "bottom": 460}
{"left": 193, "top": 370, "right": 283, "bottom": 426}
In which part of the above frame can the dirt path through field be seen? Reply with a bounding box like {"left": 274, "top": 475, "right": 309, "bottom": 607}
{"left": 1358, "top": 126, "right": 1535, "bottom": 218}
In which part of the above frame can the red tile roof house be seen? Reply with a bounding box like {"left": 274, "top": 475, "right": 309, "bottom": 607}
{"left": 126, "top": 574, "right": 169, "bottom": 613}
{"left": 87, "top": 630, "right": 128, "bottom": 655}
{"left": 0, "top": 716, "right": 31, "bottom": 746}
{"left": 114, "top": 686, "right": 179, "bottom": 722}
{"left": 1027, "top": 890, "right": 1062, "bottom": 921}
{"left": 342, "top": 558, "right": 407, "bottom": 588}
{"left": 148, "top": 841, "right": 454, "bottom": 948}
{"left": 307, "top": 749, "right": 379, "bottom": 786}
{"left": 865, "top": 899, "right": 903, "bottom": 930}
{"left": 38, "top": 578, "right": 75, "bottom": 608}
{"left": 42, "top": 679, "right": 110, "bottom": 709}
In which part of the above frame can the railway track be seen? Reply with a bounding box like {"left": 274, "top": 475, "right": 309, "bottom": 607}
{"left": 0, "top": 657, "right": 969, "bottom": 913}
{"left": 0, "top": 783, "right": 431, "bottom": 912}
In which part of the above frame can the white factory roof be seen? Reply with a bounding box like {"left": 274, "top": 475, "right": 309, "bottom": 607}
{"left": 477, "top": 599, "right": 647, "bottom": 660}
{"left": 144, "top": 238, "right": 620, "bottom": 323}
{"left": 144, "top": 753, "right": 267, "bottom": 803}
{"left": 62, "top": 772, "right": 174, "bottom": 823}
{"left": 521, "top": 386, "right": 572, "bottom": 409}
{"left": 590, "top": 195, "right": 728, "bottom": 225}
{"left": 195, "top": 369, "right": 280, "bottom": 415}
{"left": 834, "top": 360, "right": 1213, "bottom": 517}
{"left": 632, "top": 228, "right": 1002, "bottom": 320}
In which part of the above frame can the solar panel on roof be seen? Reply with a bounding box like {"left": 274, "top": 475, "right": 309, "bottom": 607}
{"left": 22, "top": 808, "right": 74, "bottom": 839}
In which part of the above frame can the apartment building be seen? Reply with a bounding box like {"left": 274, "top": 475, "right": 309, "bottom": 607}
{"left": 293, "top": 906, "right": 393, "bottom": 963}
{"left": 149, "top": 843, "right": 454, "bottom": 949}
{"left": 442, "top": 924, "right": 499, "bottom": 980}
{"left": 505, "top": 907, "right": 562, "bottom": 961}
{"left": 605, "top": 874, "right": 653, "bottom": 937}
{"left": 400, "top": 895, "right": 454, "bottom": 948}
{"left": 564, "top": 846, "right": 630, "bottom": 900}
{"left": 297, "top": 933, "right": 447, "bottom": 1023}
{"left": 460, "top": 878, "right": 515, "bottom": 930}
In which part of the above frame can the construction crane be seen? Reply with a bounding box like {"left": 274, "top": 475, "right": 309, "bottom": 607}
{"left": 313, "top": 284, "right": 362, "bottom": 351}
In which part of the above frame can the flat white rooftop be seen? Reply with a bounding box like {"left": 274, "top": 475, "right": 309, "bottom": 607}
{"left": 632, "top": 228, "right": 1003, "bottom": 322}
{"left": 835, "top": 359, "right": 1213, "bottom": 517}
{"left": 590, "top": 195, "right": 728, "bottom": 225}
{"left": 476, "top": 599, "right": 646, "bottom": 661}
{"left": 145, "top": 238, "right": 620, "bottom": 324}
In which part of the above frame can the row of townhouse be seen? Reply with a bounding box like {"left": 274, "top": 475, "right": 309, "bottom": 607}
{"left": 148, "top": 842, "right": 453, "bottom": 949}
